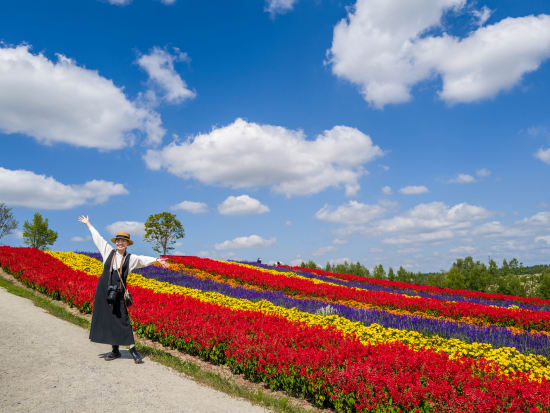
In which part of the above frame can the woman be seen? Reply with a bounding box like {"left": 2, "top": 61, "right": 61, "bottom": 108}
{"left": 78, "top": 215, "right": 169, "bottom": 363}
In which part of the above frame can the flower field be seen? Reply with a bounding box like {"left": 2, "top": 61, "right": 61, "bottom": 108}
{"left": 1, "top": 246, "right": 550, "bottom": 412}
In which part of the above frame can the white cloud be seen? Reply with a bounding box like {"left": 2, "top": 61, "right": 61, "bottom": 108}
{"left": 0, "top": 167, "right": 128, "bottom": 210}
{"left": 449, "top": 173, "right": 475, "bottom": 184}
{"left": 217, "top": 195, "right": 269, "bottom": 216}
{"left": 265, "top": 0, "right": 297, "bottom": 15}
{"left": 383, "top": 230, "right": 455, "bottom": 245}
{"left": 377, "top": 202, "right": 491, "bottom": 234}
{"left": 285, "top": 220, "right": 292, "bottom": 227}
{"left": 315, "top": 201, "right": 387, "bottom": 225}
{"left": 332, "top": 238, "right": 348, "bottom": 245}
{"left": 106, "top": 0, "right": 131, "bottom": 5}
{"left": 535, "top": 147, "right": 550, "bottom": 164}
{"left": 397, "top": 247, "right": 422, "bottom": 255}
{"left": 382, "top": 185, "right": 392, "bottom": 195}
{"left": 328, "top": 0, "right": 550, "bottom": 107}
{"left": 312, "top": 245, "right": 336, "bottom": 256}
{"left": 476, "top": 168, "right": 491, "bottom": 177}
{"left": 370, "top": 247, "right": 383, "bottom": 253}
{"left": 171, "top": 200, "right": 208, "bottom": 214}
{"left": 71, "top": 235, "right": 91, "bottom": 242}
{"left": 0, "top": 45, "right": 164, "bottom": 149}
{"left": 214, "top": 234, "right": 276, "bottom": 250}
{"left": 137, "top": 47, "right": 195, "bottom": 104}
{"left": 144, "top": 118, "right": 383, "bottom": 197}
{"left": 449, "top": 245, "right": 476, "bottom": 255}
{"left": 472, "top": 6, "right": 492, "bottom": 27}
{"left": 105, "top": 221, "right": 145, "bottom": 239}
{"left": 328, "top": 257, "right": 351, "bottom": 265}
{"left": 536, "top": 236, "right": 550, "bottom": 245}
{"left": 399, "top": 185, "right": 429, "bottom": 195}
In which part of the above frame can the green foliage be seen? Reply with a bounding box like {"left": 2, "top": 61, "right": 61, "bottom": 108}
{"left": 144, "top": 211, "right": 185, "bottom": 255}
{"left": 372, "top": 263, "right": 386, "bottom": 279}
{"left": 538, "top": 268, "right": 550, "bottom": 299}
{"left": 0, "top": 203, "right": 18, "bottom": 242}
{"left": 387, "top": 267, "right": 395, "bottom": 281}
{"left": 22, "top": 213, "right": 57, "bottom": 250}
{"left": 299, "top": 260, "right": 319, "bottom": 269}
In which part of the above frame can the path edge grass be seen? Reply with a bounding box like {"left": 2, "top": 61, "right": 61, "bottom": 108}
{"left": 0, "top": 270, "right": 320, "bottom": 413}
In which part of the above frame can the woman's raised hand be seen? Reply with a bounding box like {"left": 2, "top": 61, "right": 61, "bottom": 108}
{"left": 157, "top": 257, "right": 170, "bottom": 269}
{"left": 78, "top": 215, "right": 90, "bottom": 225}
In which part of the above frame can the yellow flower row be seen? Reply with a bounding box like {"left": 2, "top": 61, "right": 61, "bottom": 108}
{"left": 48, "top": 251, "right": 550, "bottom": 381}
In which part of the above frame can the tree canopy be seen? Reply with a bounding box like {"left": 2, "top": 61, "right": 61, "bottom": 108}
{"left": 144, "top": 211, "right": 185, "bottom": 255}
{"left": 0, "top": 203, "right": 18, "bottom": 242}
{"left": 22, "top": 212, "right": 57, "bottom": 250}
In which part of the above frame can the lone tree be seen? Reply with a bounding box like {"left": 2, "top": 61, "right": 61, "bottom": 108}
{"left": 0, "top": 203, "right": 18, "bottom": 242}
{"left": 144, "top": 212, "right": 185, "bottom": 255}
{"left": 23, "top": 212, "right": 58, "bottom": 250}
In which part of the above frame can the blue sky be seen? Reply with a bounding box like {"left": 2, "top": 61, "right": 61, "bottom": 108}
{"left": 1, "top": 0, "right": 550, "bottom": 272}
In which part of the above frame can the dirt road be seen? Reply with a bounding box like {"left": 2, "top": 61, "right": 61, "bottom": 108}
{"left": 0, "top": 285, "right": 271, "bottom": 413}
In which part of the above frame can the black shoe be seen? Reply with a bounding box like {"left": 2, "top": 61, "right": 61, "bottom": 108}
{"left": 129, "top": 347, "right": 143, "bottom": 364}
{"left": 104, "top": 350, "right": 121, "bottom": 361}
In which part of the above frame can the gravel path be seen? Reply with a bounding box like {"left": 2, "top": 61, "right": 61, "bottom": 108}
{"left": 0, "top": 285, "right": 271, "bottom": 413}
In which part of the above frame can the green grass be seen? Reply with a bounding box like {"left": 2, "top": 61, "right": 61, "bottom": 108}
{"left": 0, "top": 272, "right": 317, "bottom": 413}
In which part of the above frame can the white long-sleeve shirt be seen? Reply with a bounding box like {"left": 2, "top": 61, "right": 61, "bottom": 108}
{"left": 88, "top": 224, "right": 157, "bottom": 273}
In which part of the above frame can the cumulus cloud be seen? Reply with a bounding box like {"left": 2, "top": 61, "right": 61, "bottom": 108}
{"left": 106, "top": 0, "right": 131, "bottom": 5}
{"left": 399, "top": 185, "right": 429, "bottom": 195}
{"left": 0, "top": 45, "right": 164, "bottom": 149}
{"left": 449, "top": 245, "right": 476, "bottom": 254}
{"left": 312, "top": 245, "right": 336, "bottom": 256}
{"left": 536, "top": 236, "right": 550, "bottom": 245}
{"left": 473, "top": 212, "right": 550, "bottom": 240}
{"left": 476, "top": 168, "right": 491, "bottom": 177}
{"left": 144, "top": 118, "right": 383, "bottom": 197}
{"left": 472, "top": 6, "right": 492, "bottom": 27}
{"left": 328, "top": 0, "right": 550, "bottom": 107}
{"left": 382, "top": 185, "right": 392, "bottom": 195}
{"left": 71, "top": 235, "right": 91, "bottom": 242}
{"left": 214, "top": 235, "right": 276, "bottom": 250}
{"left": 315, "top": 201, "right": 388, "bottom": 225}
{"left": 333, "top": 238, "right": 348, "bottom": 245}
{"left": 535, "top": 148, "right": 550, "bottom": 164}
{"left": 449, "top": 173, "right": 475, "bottom": 184}
{"left": 218, "top": 195, "right": 269, "bottom": 215}
{"left": 137, "top": 47, "right": 195, "bottom": 104}
{"left": 105, "top": 221, "right": 145, "bottom": 238}
{"left": 0, "top": 167, "right": 128, "bottom": 210}
{"left": 377, "top": 202, "right": 491, "bottom": 234}
{"left": 171, "top": 200, "right": 208, "bottom": 214}
{"left": 265, "top": 0, "right": 297, "bottom": 15}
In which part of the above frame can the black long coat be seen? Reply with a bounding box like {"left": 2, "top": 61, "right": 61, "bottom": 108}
{"left": 89, "top": 250, "right": 134, "bottom": 346}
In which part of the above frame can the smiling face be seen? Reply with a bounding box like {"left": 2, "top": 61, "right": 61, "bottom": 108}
{"left": 115, "top": 238, "right": 129, "bottom": 254}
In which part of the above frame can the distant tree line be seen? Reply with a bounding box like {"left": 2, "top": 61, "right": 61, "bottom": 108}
{"left": 300, "top": 256, "right": 550, "bottom": 299}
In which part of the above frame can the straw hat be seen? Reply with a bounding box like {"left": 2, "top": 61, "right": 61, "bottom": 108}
{"left": 111, "top": 231, "right": 134, "bottom": 246}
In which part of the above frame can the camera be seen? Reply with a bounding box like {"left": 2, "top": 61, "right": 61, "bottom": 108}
{"left": 106, "top": 285, "right": 120, "bottom": 304}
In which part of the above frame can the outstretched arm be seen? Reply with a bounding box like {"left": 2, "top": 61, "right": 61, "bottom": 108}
{"left": 78, "top": 215, "right": 112, "bottom": 262}
{"left": 129, "top": 255, "right": 170, "bottom": 271}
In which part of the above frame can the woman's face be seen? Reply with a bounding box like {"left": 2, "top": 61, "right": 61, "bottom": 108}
{"left": 115, "top": 238, "right": 129, "bottom": 252}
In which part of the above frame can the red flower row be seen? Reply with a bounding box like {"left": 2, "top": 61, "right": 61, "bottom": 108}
{"left": 169, "top": 256, "right": 550, "bottom": 332}
{"left": 287, "top": 265, "right": 550, "bottom": 307}
{"left": 1, "top": 246, "right": 549, "bottom": 412}
{"left": 0, "top": 246, "right": 95, "bottom": 312}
